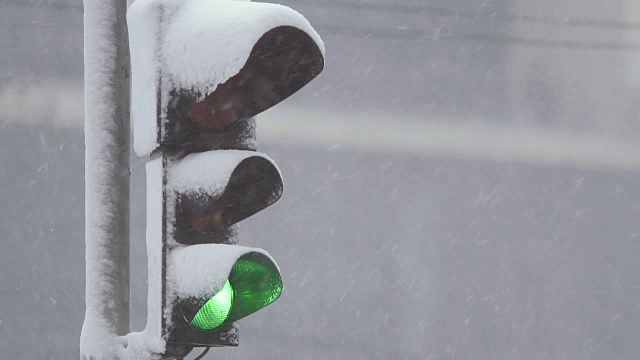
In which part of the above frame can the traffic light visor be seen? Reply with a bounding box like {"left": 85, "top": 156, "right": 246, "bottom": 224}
{"left": 128, "top": 0, "right": 325, "bottom": 156}
{"left": 167, "top": 25, "right": 324, "bottom": 134}
{"left": 190, "top": 25, "right": 324, "bottom": 128}
{"left": 171, "top": 152, "right": 284, "bottom": 244}
{"left": 185, "top": 155, "right": 283, "bottom": 233}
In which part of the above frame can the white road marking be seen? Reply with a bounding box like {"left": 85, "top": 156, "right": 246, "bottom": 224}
{"left": 259, "top": 107, "right": 640, "bottom": 171}
{"left": 2, "top": 82, "right": 640, "bottom": 170}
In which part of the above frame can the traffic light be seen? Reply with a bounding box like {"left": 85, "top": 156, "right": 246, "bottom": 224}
{"left": 161, "top": 150, "right": 285, "bottom": 354}
{"left": 128, "top": 0, "right": 324, "bottom": 357}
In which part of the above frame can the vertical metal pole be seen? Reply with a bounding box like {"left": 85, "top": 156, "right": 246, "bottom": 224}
{"left": 80, "top": 0, "right": 130, "bottom": 358}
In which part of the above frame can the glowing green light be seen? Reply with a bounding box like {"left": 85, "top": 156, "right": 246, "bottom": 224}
{"left": 182, "top": 253, "right": 283, "bottom": 332}
{"left": 191, "top": 280, "right": 234, "bottom": 331}
{"left": 227, "top": 258, "right": 283, "bottom": 322}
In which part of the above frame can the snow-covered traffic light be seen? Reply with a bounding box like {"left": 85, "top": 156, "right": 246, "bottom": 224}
{"left": 128, "top": 0, "right": 324, "bottom": 357}
{"left": 159, "top": 151, "right": 284, "bottom": 354}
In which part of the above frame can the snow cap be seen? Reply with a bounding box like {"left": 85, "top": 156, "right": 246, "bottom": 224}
{"left": 167, "top": 150, "right": 282, "bottom": 195}
{"left": 168, "top": 244, "right": 278, "bottom": 299}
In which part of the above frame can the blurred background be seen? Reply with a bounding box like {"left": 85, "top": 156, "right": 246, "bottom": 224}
{"left": 1, "top": 0, "right": 639, "bottom": 359}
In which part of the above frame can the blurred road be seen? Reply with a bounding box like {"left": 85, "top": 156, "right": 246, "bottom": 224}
{"left": 1, "top": 123, "right": 637, "bottom": 359}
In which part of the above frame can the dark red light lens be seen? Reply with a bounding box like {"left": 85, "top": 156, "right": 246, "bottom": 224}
{"left": 190, "top": 86, "right": 243, "bottom": 130}
{"left": 189, "top": 208, "right": 228, "bottom": 232}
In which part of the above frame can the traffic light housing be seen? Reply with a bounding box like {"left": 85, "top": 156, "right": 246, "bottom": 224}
{"left": 128, "top": 0, "right": 324, "bottom": 357}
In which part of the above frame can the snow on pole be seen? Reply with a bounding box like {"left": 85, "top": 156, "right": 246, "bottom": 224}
{"left": 80, "top": 0, "right": 131, "bottom": 358}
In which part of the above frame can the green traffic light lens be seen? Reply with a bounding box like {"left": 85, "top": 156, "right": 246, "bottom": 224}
{"left": 191, "top": 280, "right": 234, "bottom": 331}
{"left": 226, "top": 256, "right": 283, "bottom": 322}
{"left": 184, "top": 253, "right": 282, "bottom": 332}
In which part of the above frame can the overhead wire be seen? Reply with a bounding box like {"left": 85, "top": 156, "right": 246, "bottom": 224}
{"left": 283, "top": 0, "right": 640, "bottom": 31}
{"left": 314, "top": 24, "right": 640, "bottom": 52}
{"left": 3, "top": 0, "right": 640, "bottom": 51}
{"left": 6, "top": 0, "right": 640, "bottom": 30}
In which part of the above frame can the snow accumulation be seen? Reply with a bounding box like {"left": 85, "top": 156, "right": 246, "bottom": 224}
{"left": 142, "top": 157, "right": 165, "bottom": 354}
{"left": 128, "top": 0, "right": 325, "bottom": 156}
{"left": 167, "top": 150, "right": 281, "bottom": 194}
{"left": 163, "top": 0, "right": 324, "bottom": 94}
{"left": 127, "top": 0, "right": 163, "bottom": 157}
{"left": 168, "top": 244, "right": 277, "bottom": 299}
